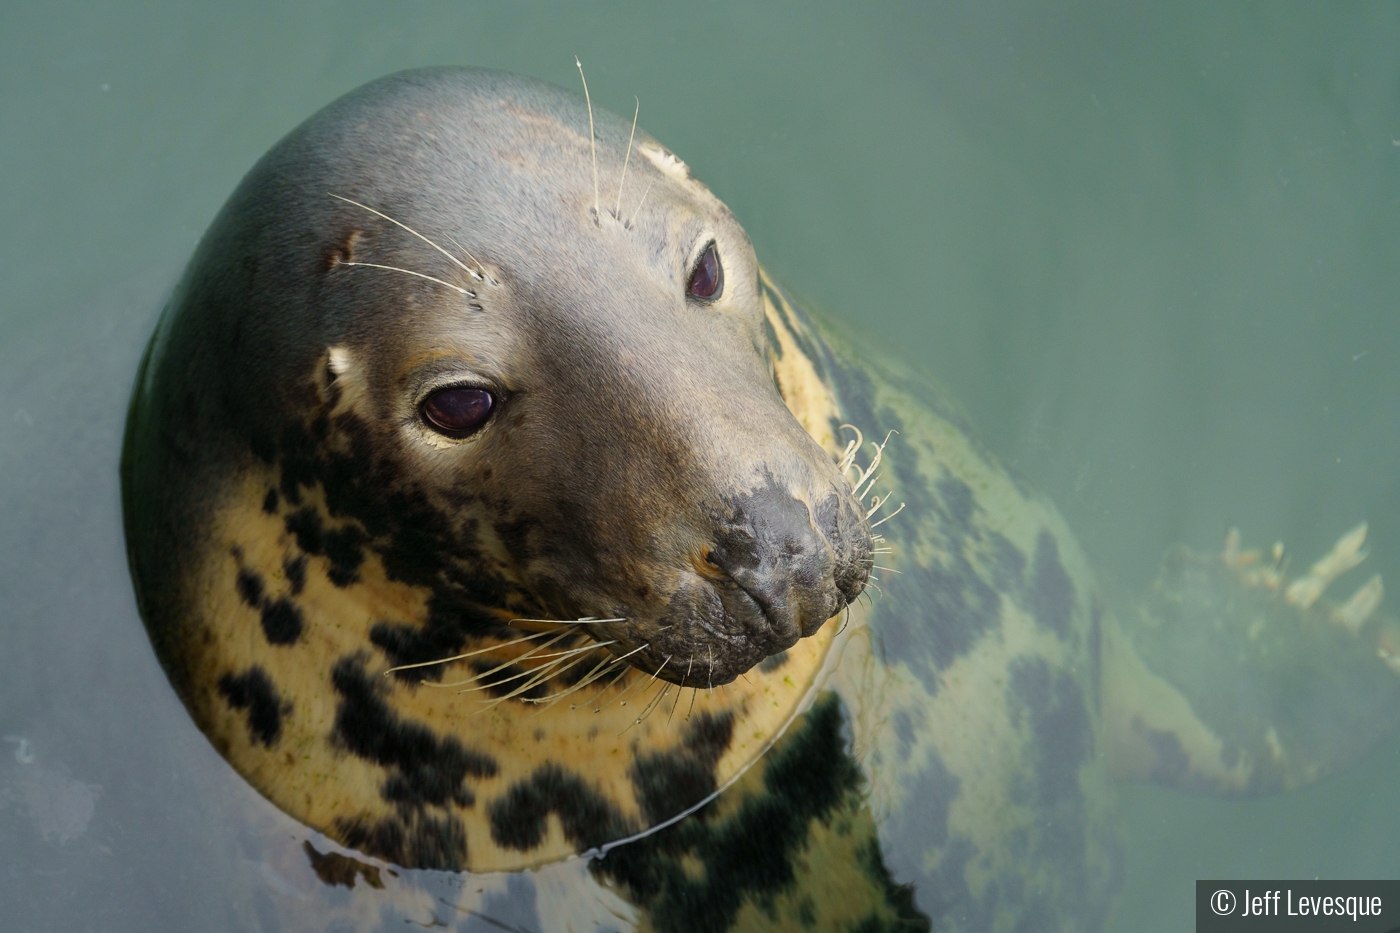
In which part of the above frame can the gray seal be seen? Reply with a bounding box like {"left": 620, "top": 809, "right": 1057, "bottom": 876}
{"left": 121, "top": 67, "right": 872, "bottom": 872}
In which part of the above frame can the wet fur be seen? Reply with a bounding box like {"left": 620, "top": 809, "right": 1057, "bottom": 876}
{"left": 122, "top": 68, "right": 1400, "bottom": 930}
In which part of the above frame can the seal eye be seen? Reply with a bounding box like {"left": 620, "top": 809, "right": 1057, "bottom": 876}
{"left": 421, "top": 386, "right": 494, "bottom": 437}
{"left": 687, "top": 242, "right": 723, "bottom": 301}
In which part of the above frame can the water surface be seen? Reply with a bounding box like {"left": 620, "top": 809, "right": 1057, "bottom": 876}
{"left": 3, "top": 2, "right": 1398, "bottom": 930}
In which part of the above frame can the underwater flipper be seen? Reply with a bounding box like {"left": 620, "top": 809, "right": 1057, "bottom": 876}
{"left": 1105, "top": 524, "right": 1400, "bottom": 795}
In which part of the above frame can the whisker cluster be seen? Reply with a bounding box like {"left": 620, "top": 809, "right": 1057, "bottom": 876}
{"left": 327, "top": 193, "right": 493, "bottom": 304}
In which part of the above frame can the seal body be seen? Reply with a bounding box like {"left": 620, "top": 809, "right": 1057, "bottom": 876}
{"left": 123, "top": 68, "right": 1400, "bottom": 932}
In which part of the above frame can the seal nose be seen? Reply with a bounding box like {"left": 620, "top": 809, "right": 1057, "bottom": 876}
{"left": 705, "top": 481, "right": 845, "bottom": 646}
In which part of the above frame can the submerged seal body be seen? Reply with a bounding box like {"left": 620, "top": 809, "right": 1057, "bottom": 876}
{"left": 123, "top": 68, "right": 1400, "bottom": 931}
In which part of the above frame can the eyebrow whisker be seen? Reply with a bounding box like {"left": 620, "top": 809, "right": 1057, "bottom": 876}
{"left": 328, "top": 193, "right": 475, "bottom": 274}
{"left": 575, "top": 57, "right": 600, "bottom": 224}
{"left": 337, "top": 261, "right": 469, "bottom": 295}
{"left": 615, "top": 96, "right": 639, "bottom": 220}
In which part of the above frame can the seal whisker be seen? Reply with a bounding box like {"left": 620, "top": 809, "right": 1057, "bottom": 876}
{"left": 591, "top": 664, "right": 636, "bottom": 713}
{"left": 623, "top": 667, "right": 673, "bottom": 733}
{"left": 836, "top": 424, "right": 864, "bottom": 476}
{"left": 642, "top": 684, "right": 672, "bottom": 724}
{"left": 837, "top": 605, "right": 851, "bottom": 636}
{"left": 328, "top": 193, "right": 476, "bottom": 275}
{"left": 492, "top": 646, "right": 611, "bottom": 707}
{"left": 849, "top": 430, "right": 900, "bottom": 496}
{"left": 469, "top": 648, "right": 607, "bottom": 709}
{"left": 868, "top": 502, "right": 906, "bottom": 529}
{"left": 590, "top": 643, "right": 656, "bottom": 712}
{"left": 575, "top": 57, "right": 600, "bottom": 224}
{"left": 383, "top": 628, "right": 561, "bottom": 676}
{"left": 685, "top": 685, "right": 698, "bottom": 721}
{"left": 509, "top": 616, "right": 625, "bottom": 626}
{"left": 629, "top": 178, "right": 654, "bottom": 227}
{"left": 439, "top": 231, "right": 490, "bottom": 283}
{"left": 636, "top": 677, "right": 670, "bottom": 724}
{"left": 425, "top": 630, "right": 575, "bottom": 689}
{"left": 337, "top": 261, "right": 470, "bottom": 296}
{"left": 614, "top": 96, "right": 639, "bottom": 220}
{"left": 853, "top": 471, "right": 883, "bottom": 502}
{"left": 448, "top": 655, "right": 570, "bottom": 693}
{"left": 525, "top": 653, "right": 621, "bottom": 712}
{"left": 618, "top": 654, "right": 671, "bottom": 711}
{"left": 865, "top": 492, "right": 894, "bottom": 518}
{"left": 667, "top": 657, "right": 695, "bottom": 726}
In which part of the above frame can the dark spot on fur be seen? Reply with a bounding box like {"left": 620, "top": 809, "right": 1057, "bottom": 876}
{"left": 896, "top": 835, "right": 998, "bottom": 933}
{"left": 881, "top": 751, "right": 966, "bottom": 929}
{"left": 370, "top": 596, "right": 515, "bottom": 684}
{"left": 262, "top": 487, "right": 279, "bottom": 514}
{"left": 869, "top": 468, "right": 1006, "bottom": 691}
{"left": 261, "top": 390, "right": 521, "bottom": 688}
{"left": 283, "top": 506, "right": 366, "bottom": 587}
{"left": 285, "top": 506, "right": 324, "bottom": 556}
{"left": 1006, "top": 656, "right": 1092, "bottom": 887}
{"left": 902, "top": 753, "right": 958, "bottom": 848}
{"left": 1029, "top": 530, "right": 1075, "bottom": 638}
{"left": 323, "top": 523, "right": 368, "bottom": 587}
{"left": 235, "top": 568, "right": 265, "bottom": 608}
{"left": 854, "top": 837, "right": 932, "bottom": 933}
{"left": 935, "top": 474, "right": 975, "bottom": 536}
{"left": 335, "top": 811, "right": 467, "bottom": 872}
{"left": 302, "top": 840, "right": 383, "bottom": 889}
{"left": 335, "top": 815, "right": 403, "bottom": 867}
{"left": 331, "top": 655, "right": 497, "bottom": 816}
{"left": 758, "top": 650, "right": 789, "bottom": 673}
{"left": 763, "top": 283, "right": 825, "bottom": 381}
{"left": 488, "top": 763, "right": 633, "bottom": 852}
{"left": 629, "top": 712, "right": 735, "bottom": 824}
{"left": 283, "top": 554, "right": 307, "bottom": 595}
{"left": 593, "top": 693, "right": 926, "bottom": 933}
{"left": 217, "top": 666, "right": 288, "bottom": 747}
{"left": 763, "top": 315, "right": 783, "bottom": 361}
{"left": 892, "top": 709, "right": 916, "bottom": 761}
{"left": 259, "top": 597, "right": 304, "bottom": 644}
{"left": 988, "top": 531, "right": 1026, "bottom": 596}
{"left": 875, "top": 552, "right": 1001, "bottom": 694}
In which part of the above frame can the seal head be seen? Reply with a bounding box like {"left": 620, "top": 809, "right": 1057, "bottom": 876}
{"left": 122, "top": 68, "right": 870, "bottom": 869}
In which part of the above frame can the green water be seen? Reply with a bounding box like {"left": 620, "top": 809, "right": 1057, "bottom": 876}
{"left": 2, "top": 2, "right": 1398, "bottom": 930}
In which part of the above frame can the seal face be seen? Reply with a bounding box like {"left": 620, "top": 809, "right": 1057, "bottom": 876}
{"left": 121, "top": 67, "right": 871, "bottom": 870}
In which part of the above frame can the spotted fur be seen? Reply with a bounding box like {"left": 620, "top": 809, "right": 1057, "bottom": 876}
{"left": 122, "top": 68, "right": 1400, "bottom": 931}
